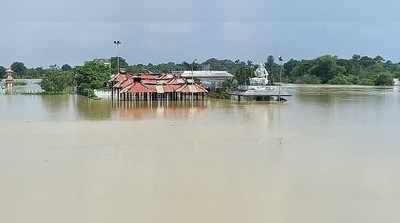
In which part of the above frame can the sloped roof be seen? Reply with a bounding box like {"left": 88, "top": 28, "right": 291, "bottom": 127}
{"left": 142, "top": 79, "right": 158, "bottom": 85}
{"left": 176, "top": 83, "right": 208, "bottom": 93}
{"left": 165, "top": 78, "right": 186, "bottom": 85}
{"left": 119, "top": 78, "right": 134, "bottom": 88}
{"left": 122, "top": 82, "right": 155, "bottom": 93}
{"left": 113, "top": 78, "right": 133, "bottom": 88}
{"left": 140, "top": 74, "right": 160, "bottom": 80}
{"left": 111, "top": 73, "right": 131, "bottom": 83}
{"left": 159, "top": 73, "right": 175, "bottom": 80}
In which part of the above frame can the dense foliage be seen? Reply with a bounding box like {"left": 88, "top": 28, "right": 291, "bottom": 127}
{"left": 283, "top": 55, "right": 398, "bottom": 86}
{"left": 0, "top": 66, "right": 5, "bottom": 79}
{"left": 11, "top": 62, "right": 27, "bottom": 77}
{"left": 40, "top": 70, "right": 75, "bottom": 93}
{"left": 6, "top": 62, "right": 72, "bottom": 79}
{"left": 74, "top": 61, "right": 110, "bottom": 97}
{"left": 61, "top": 64, "right": 72, "bottom": 71}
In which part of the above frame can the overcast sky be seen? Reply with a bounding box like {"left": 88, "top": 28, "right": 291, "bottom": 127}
{"left": 1, "top": 0, "right": 400, "bottom": 67}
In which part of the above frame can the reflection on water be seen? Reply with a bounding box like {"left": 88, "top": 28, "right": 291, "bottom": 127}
{"left": 0, "top": 95, "right": 213, "bottom": 121}
{"left": 0, "top": 85, "right": 400, "bottom": 223}
{"left": 112, "top": 100, "right": 208, "bottom": 120}
{"left": 76, "top": 97, "right": 113, "bottom": 120}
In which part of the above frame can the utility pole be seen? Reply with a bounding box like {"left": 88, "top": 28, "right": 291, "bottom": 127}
{"left": 278, "top": 56, "right": 283, "bottom": 102}
{"left": 113, "top": 40, "right": 121, "bottom": 74}
{"left": 191, "top": 59, "right": 197, "bottom": 101}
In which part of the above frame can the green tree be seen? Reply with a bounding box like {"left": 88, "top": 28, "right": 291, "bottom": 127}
{"left": 290, "top": 60, "right": 314, "bottom": 82}
{"left": 352, "top": 54, "right": 361, "bottom": 61}
{"left": 75, "top": 61, "right": 110, "bottom": 97}
{"left": 375, "top": 72, "right": 394, "bottom": 86}
{"left": 111, "top": 57, "right": 129, "bottom": 74}
{"left": 235, "top": 66, "right": 254, "bottom": 85}
{"left": 61, "top": 64, "right": 72, "bottom": 71}
{"left": 360, "top": 56, "right": 375, "bottom": 67}
{"left": 40, "top": 70, "right": 75, "bottom": 92}
{"left": 373, "top": 56, "right": 385, "bottom": 64}
{"left": 266, "top": 55, "right": 274, "bottom": 73}
{"left": 309, "top": 55, "right": 346, "bottom": 83}
{"left": 11, "top": 62, "right": 27, "bottom": 77}
{"left": 327, "top": 74, "right": 352, "bottom": 85}
{"left": 0, "top": 66, "right": 6, "bottom": 79}
{"left": 294, "top": 74, "right": 321, "bottom": 84}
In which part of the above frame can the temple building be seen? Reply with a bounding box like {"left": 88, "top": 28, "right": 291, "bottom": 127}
{"left": 110, "top": 71, "right": 208, "bottom": 101}
{"left": 4, "top": 68, "right": 15, "bottom": 92}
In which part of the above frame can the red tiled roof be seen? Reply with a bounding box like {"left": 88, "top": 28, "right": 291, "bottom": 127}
{"left": 111, "top": 72, "right": 208, "bottom": 95}
{"left": 146, "top": 85, "right": 157, "bottom": 92}
{"left": 140, "top": 74, "right": 160, "bottom": 80}
{"left": 176, "top": 83, "right": 208, "bottom": 93}
{"left": 142, "top": 79, "right": 158, "bottom": 85}
{"left": 120, "top": 78, "right": 134, "bottom": 88}
{"left": 159, "top": 73, "right": 175, "bottom": 80}
{"left": 113, "top": 78, "right": 133, "bottom": 88}
{"left": 122, "top": 82, "right": 156, "bottom": 93}
{"left": 111, "top": 73, "right": 131, "bottom": 83}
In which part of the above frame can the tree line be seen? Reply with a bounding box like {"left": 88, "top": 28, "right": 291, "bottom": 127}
{"left": 282, "top": 55, "right": 399, "bottom": 86}
{"left": 1, "top": 54, "right": 398, "bottom": 97}
{"left": 105, "top": 55, "right": 400, "bottom": 86}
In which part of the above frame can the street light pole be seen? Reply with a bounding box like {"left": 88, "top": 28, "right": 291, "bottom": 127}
{"left": 113, "top": 40, "right": 121, "bottom": 74}
{"left": 278, "top": 56, "right": 283, "bottom": 102}
{"left": 191, "top": 59, "right": 197, "bottom": 101}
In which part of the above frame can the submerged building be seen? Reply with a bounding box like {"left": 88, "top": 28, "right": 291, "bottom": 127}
{"left": 110, "top": 71, "right": 208, "bottom": 101}
{"left": 180, "top": 71, "right": 233, "bottom": 90}
{"left": 3, "top": 68, "right": 15, "bottom": 94}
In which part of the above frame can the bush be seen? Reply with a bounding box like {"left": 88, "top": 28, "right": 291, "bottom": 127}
{"left": 357, "top": 78, "right": 375, "bottom": 86}
{"left": 327, "top": 74, "right": 352, "bottom": 85}
{"left": 76, "top": 83, "right": 96, "bottom": 98}
{"left": 375, "top": 73, "right": 394, "bottom": 86}
{"left": 294, "top": 75, "right": 322, "bottom": 84}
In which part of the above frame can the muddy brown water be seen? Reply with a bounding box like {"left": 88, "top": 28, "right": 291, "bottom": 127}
{"left": 0, "top": 85, "right": 399, "bottom": 223}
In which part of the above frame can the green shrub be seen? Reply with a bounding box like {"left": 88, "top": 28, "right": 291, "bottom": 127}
{"left": 294, "top": 75, "right": 322, "bottom": 84}
{"left": 327, "top": 74, "right": 352, "bottom": 85}
{"left": 358, "top": 78, "right": 375, "bottom": 86}
{"left": 375, "top": 73, "right": 394, "bottom": 86}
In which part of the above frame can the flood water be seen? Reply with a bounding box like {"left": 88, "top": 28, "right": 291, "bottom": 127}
{"left": 0, "top": 84, "right": 399, "bottom": 223}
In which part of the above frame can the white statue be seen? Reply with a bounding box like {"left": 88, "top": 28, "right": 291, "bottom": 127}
{"left": 255, "top": 63, "right": 269, "bottom": 78}
{"left": 250, "top": 63, "right": 269, "bottom": 86}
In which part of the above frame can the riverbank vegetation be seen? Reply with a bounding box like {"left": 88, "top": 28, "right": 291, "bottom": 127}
{"left": 105, "top": 55, "right": 399, "bottom": 86}
{"left": 40, "top": 70, "right": 75, "bottom": 93}
{"left": 2, "top": 54, "right": 398, "bottom": 97}
{"left": 37, "top": 61, "right": 110, "bottom": 97}
{"left": 282, "top": 55, "right": 398, "bottom": 86}
{"left": 75, "top": 61, "right": 110, "bottom": 97}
